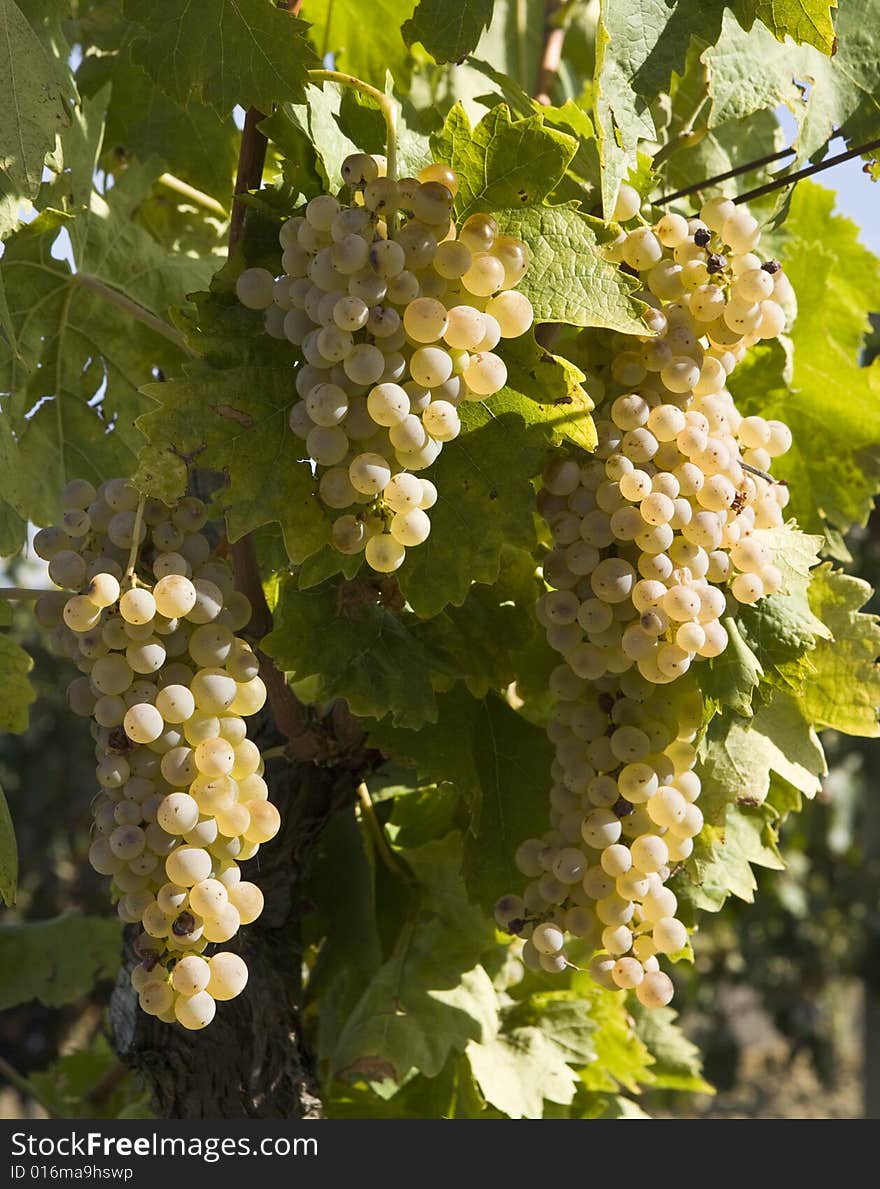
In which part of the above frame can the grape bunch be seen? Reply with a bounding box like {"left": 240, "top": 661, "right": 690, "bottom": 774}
{"left": 235, "top": 154, "right": 534, "bottom": 574}
{"left": 34, "top": 478, "right": 277, "bottom": 1030}
{"left": 497, "top": 198, "right": 795, "bottom": 1006}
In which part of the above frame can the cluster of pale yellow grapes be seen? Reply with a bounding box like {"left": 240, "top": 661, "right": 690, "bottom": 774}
{"left": 35, "top": 478, "right": 277, "bottom": 1030}
{"left": 497, "top": 195, "right": 795, "bottom": 1008}
{"left": 236, "top": 154, "right": 535, "bottom": 573}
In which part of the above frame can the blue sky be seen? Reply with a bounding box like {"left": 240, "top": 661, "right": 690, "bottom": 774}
{"left": 776, "top": 107, "right": 879, "bottom": 255}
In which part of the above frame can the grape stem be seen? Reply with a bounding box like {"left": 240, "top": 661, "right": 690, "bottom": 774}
{"left": 741, "top": 460, "right": 785, "bottom": 485}
{"left": 356, "top": 781, "right": 416, "bottom": 886}
{"left": 0, "top": 587, "right": 51, "bottom": 599}
{"left": 306, "top": 69, "right": 400, "bottom": 188}
{"left": 157, "top": 173, "right": 228, "bottom": 218}
{"left": 124, "top": 497, "right": 147, "bottom": 586}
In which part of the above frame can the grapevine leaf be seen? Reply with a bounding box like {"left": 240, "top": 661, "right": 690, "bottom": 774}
{"left": 659, "top": 37, "right": 786, "bottom": 202}
{"left": 698, "top": 617, "right": 764, "bottom": 717}
{"left": 800, "top": 566, "right": 880, "bottom": 736}
{"left": 370, "top": 689, "right": 554, "bottom": 907}
{"left": 467, "top": 993, "right": 597, "bottom": 1119}
{"left": 331, "top": 832, "right": 498, "bottom": 1082}
{"left": 0, "top": 631, "right": 35, "bottom": 734}
{"left": 76, "top": 47, "right": 238, "bottom": 202}
{"left": 402, "top": 0, "right": 495, "bottom": 65}
{"left": 729, "top": 185, "right": 880, "bottom": 536}
{"left": 302, "top": 0, "right": 414, "bottom": 87}
{"left": 431, "top": 103, "right": 577, "bottom": 218}
{"left": 499, "top": 333, "right": 596, "bottom": 453}
{"left": 699, "top": 691, "right": 825, "bottom": 824}
{"left": 29, "top": 1034, "right": 153, "bottom": 1120}
{"left": 429, "top": 105, "right": 644, "bottom": 333}
{"left": 138, "top": 365, "right": 328, "bottom": 565}
{"left": 705, "top": 2, "right": 879, "bottom": 161}
{"left": 123, "top": 0, "right": 316, "bottom": 115}
{"left": 0, "top": 780, "right": 17, "bottom": 906}
{"left": 494, "top": 206, "right": 646, "bottom": 334}
{"left": 0, "top": 501, "right": 26, "bottom": 556}
{"left": 304, "top": 806, "right": 384, "bottom": 1067}
{"left": 735, "top": 0, "right": 837, "bottom": 53}
{"left": 413, "top": 547, "right": 542, "bottom": 699}
{"left": 0, "top": 0, "right": 72, "bottom": 236}
{"left": 263, "top": 576, "right": 437, "bottom": 728}
{"left": 678, "top": 803, "right": 784, "bottom": 912}
{"left": 0, "top": 194, "right": 205, "bottom": 528}
{"left": 567, "top": 976, "right": 657, "bottom": 1093}
{"left": 392, "top": 391, "right": 556, "bottom": 617}
{"left": 630, "top": 1003, "right": 713, "bottom": 1093}
{"left": 131, "top": 446, "right": 189, "bottom": 507}
{"left": 592, "top": 0, "right": 839, "bottom": 213}
{"left": 0, "top": 911, "right": 123, "bottom": 1009}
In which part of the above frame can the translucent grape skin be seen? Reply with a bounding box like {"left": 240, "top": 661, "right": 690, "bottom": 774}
{"left": 500, "top": 204, "right": 792, "bottom": 1008}
{"left": 44, "top": 479, "right": 279, "bottom": 1030}
{"left": 236, "top": 157, "right": 534, "bottom": 573}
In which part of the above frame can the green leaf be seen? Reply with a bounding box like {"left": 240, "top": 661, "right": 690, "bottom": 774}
{"left": 0, "top": 632, "right": 35, "bottom": 734}
{"left": 680, "top": 802, "right": 785, "bottom": 912}
{"left": 736, "top": 0, "right": 837, "bottom": 53}
{"left": 801, "top": 566, "right": 880, "bottom": 736}
{"left": 0, "top": 192, "right": 204, "bottom": 527}
{"left": 494, "top": 206, "right": 646, "bottom": 334}
{"left": 97, "top": 59, "right": 237, "bottom": 201}
{"left": 500, "top": 333, "right": 596, "bottom": 452}
{"left": 0, "top": 911, "right": 123, "bottom": 1009}
{"left": 331, "top": 832, "right": 498, "bottom": 1083}
{"left": 138, "top": 365, "right": 328, "bottom": 564}
{"left": 131, "top": 445, "right": 189, "bottom": 507}
{"left": 371, "top": 690, "right": 554, "bottom": 907}
{"left": 0, "top": 501, "right": 27, "bottom": 556}
{"left": 567, "top": 975, "right": 656, "bottom": 1093}
{"left": 263, "top": 576, "right": 438, "bottom": 728}
{"left": 735, "top": 526, "right": 831, "bottom": 684}
{"left": 466, "top": 992, "right": 597, "bottom": 1119}
{"left": 403, "top": 0, "right": 495, "bottom": 65}
{"left": 592, "top": 0, "right": 838, "bottom": 212}
{"left": 414, "top": 546, "right": 542, "bottom": 699}
{"left": 699, "top": 691, "right": 826, "bottom": 823}
{"left": 303, "top": 0, "right": 414, "bottom": 87}
{"left": 0, "top": 781, "right": 17, "bottom": 906}
{"left": 698, "top": 616, "right": 764, "bottom": 717}
{"left": 0, "top": 0, "right": 72, "bottom": 235}
{"left": 704, "top": 3, "right": 876, "bottom": 162}
{"left": 304, "top": 805, "right": 384, "bottom": 1067}
{"left": 388, "top": 391, "right": 553, "bottom": 617}
{"left": 124, "top": 0, "right": 316, "bottom": 115}
{"left": 29, "top": 1034, "right": 153, "bottom": 1120}
{"left": 431, "top": 102, "right": 577, "bottom": 218}
{"left": 630, "top": 1003, "right": 713, "bottom": 1093}
{"left": 729, "top": 184, "right": 880, "bottom": 536}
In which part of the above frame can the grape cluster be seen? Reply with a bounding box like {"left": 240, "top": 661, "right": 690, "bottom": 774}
{"left": 235, "top": 154, "right": 534, "bottom": 573}
{"left": 497, "top": 199, "right": 795, "bottom": 1006}
{"left": 35, "top": 478, "right": 277, "bottom": 1030}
